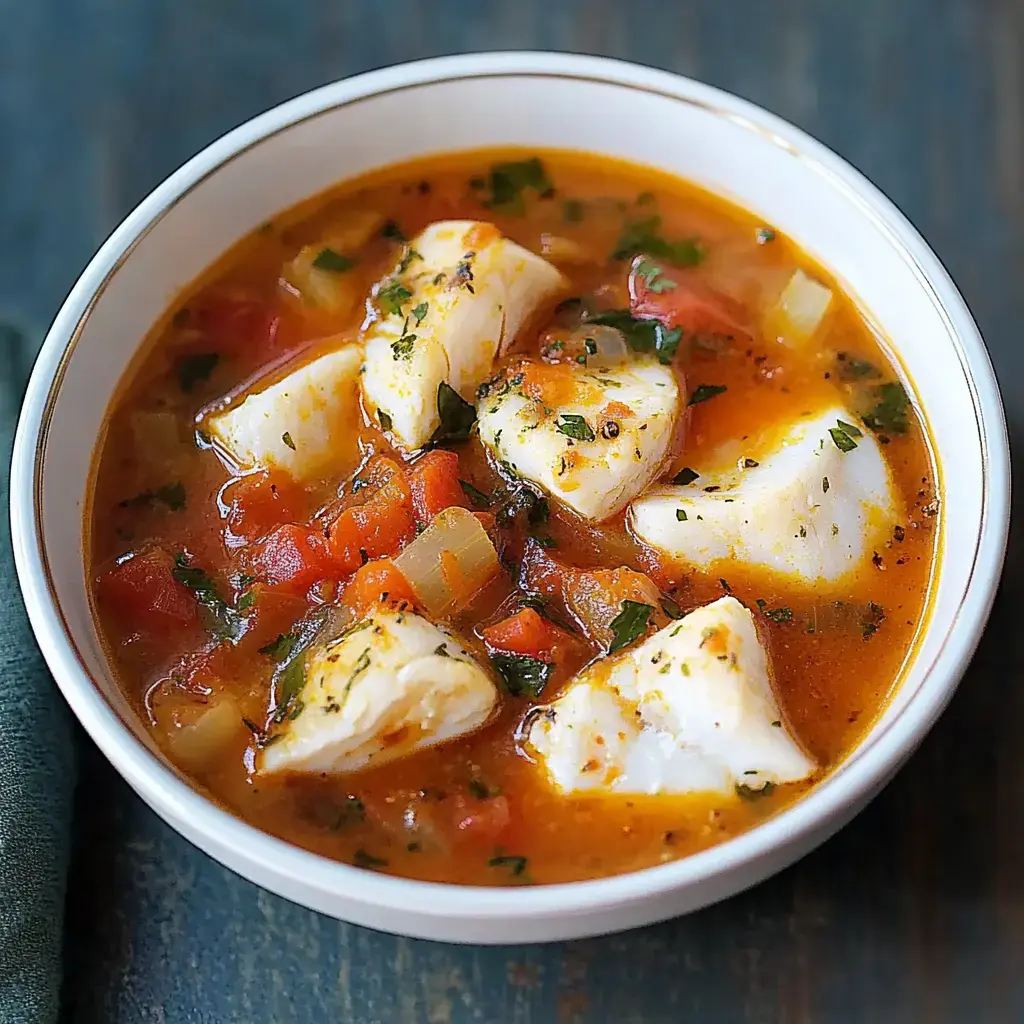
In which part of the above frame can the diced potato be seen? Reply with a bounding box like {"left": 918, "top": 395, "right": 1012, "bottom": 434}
{"left": 763, "top": 269, "right": 833, "bottom": 347}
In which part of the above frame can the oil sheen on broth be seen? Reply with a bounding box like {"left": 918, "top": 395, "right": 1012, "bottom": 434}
{"left": 89, "top": 149, "right": 937, "bottom": 885}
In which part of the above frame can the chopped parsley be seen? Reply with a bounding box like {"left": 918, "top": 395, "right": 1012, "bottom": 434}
{"left": 390, "top": 332, "right": 416, "bottom": 360}
{"left": 377, "top": 280, "right": 413, "bottom": 317}
{"left": 268, "top": 606, "right": 332, "bottom": 723}
{"left": 459, "top": 479, "right": 491, "bottom": 509}
{"left": 634, "top": 258, "right": 677, "bottom": 294}
{"left": 411, "top": 301, "right": 429, "bottom": 326}
{"left": 172, "top": 554, "right": 246, "bottom": 642}
{"left": 661, "top": 596, "right": 683, "bottom": 620}
{"left": 380, "top": 219, "right": 407, "bottom": 242}
{"left": 281, "top": 431, "right": 296, "bottom": 451}
{"left": 555, "top": 413, "right": 596, "bottom": 442}
{"left": 836, "top": 352, "right": 880, "bottom": 381}
{"left": 586, "top": 309, "right": 682, "bottom": 365}
{"left": 177, "top": 352, "right": 219, "bottom": 392}
{"left": 119, "top": 481, "right": 186, "bottom": 512}
{"left": 672, "top": 467, "right": 700, "bottom": 486}
{"left": 488, "top": 853, "right": 528, "bottom": 877}
{"left": 822, "top": 476, "right": 830, "bottom": 494}
{"left": 862, "top": 381, "right": 911, "bottom": 435}
{"left": 861, "top": 601, "right": 886, "bottom": 639}
{"left": 676, "top": 509, "right": 687, "bottom": 521}
{"left": 353, "top": 849, "right": 389, "bottom": 870}
{"left": 483, "top": 157, "right": 553, "bottom": 212}
{"left": 377, "top": 408, "right": 393, "bottom": 432}
{"left": 611, "top": 215, "right": 704, "bottom": 266}
{"left": 755, "top": 599, "right": 793, "bottom": 623}
{"left": 755, "top": 227, "right": 776, "bottom": 244}
{"left": 491, "top": 652, "right": 553, "bottom": 699}
{"left": 430, "top": 382, "right": 477, "bottom": 445}
{"left": 828, "top": 425, "right": 858, "bottom": 453}
{"left": 311, "top": 247, "right": 355, "bottom": 273}
{"left": 608, "top": 600, "right": 654, "bottom": 654}
{"left": 689, "top": 384, "right": 728, "bottom": 406}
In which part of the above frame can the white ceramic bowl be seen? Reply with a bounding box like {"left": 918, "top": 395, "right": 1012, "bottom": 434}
{"left": 10, "top": 52, "right": 1009, "bottom": 944}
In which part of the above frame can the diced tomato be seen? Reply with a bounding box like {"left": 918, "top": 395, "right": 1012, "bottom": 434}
{"left": 322, "top": 457, "right": 416, "bottom": 571}
{"left": 408, "top": 451, "right": 469, "bottom": 525}
{"left": 482, "top": 607, "right": 573, "bottom": 661}
{"left": 97, "top": 549, "right": 197, "bottom": 629}
{"left": 222, "top": 470, "right": 304, "bottom": 549}
{"left": 343, "top": 558, "right": 417, "bottom": 618}
{"left": 449, "top": 792, "right": 512, "bottom": 844}
{"left": 629, "top": 256, "right": 750, "bottom": 339}
{"left": 249, "top": 523, "right": 335, "bottom": 595}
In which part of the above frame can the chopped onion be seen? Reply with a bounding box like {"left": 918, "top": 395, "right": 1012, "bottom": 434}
{"left": 569, "top": 324, "right": 630, "bottom": 364}
{"left": 765, "top": 269, "right": 833, "bottom": 346}
{"left": 282, "top": 245, "right": 362, "bottom": 315}
{"left": 393, "top": 507, "right": 499, "bottom": 616}
{"left": 165, "top": 695, "right": 244, "bottom": 771}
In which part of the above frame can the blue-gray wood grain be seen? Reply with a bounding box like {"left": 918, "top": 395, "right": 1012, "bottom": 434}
{"left": 2, "top": 0, "right": 1022, "bottom": 1020}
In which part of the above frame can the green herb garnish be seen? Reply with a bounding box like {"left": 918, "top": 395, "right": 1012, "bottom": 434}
{"left": 488, "top": 853, "right": 528, "bottom": 876}
{"left": 281, "top": 431, "right": 296, "bottom": 451}
{"left": 862, "top": 382, "right": 910, "bottom": 435}
{"left": 755, "top": 599, "right": 793, "bottom": 623}
{"left": 555, "top": 413, "right": 596, "bottom": 442}
{"left": 829, "top": 425, "right": 858, "bottom": 453}
{"left": 755, "top": 227, "right": 776, "bottom": 244}
{"left": 381, "top": 220, "right": 407, "bottom": 242}
{"left": 634, "top": 258, "right": 677, "bottom": 294}
{"left": 430, "top": 382, "right": 477, "bottom": 445}
{"left": 172, "top": 554, "right": 246, "bottom": 642}
{"left": 353, "top": 849, "right": 388, "bottom": 870}
{"left": 490, "top": 652, "right": 553, "bottom": 698}
{"left": 672, "top": 467, "right": 699, "bottom": 486}
{"left": 676, "top": 509, "right": 687, "bottom": 521}
{"left": 608, "top": 600, "right": 655, "bottom": 653}
{"left": 312, "top": 247, "right": 354, "bottom": 272}
{"left": 378, "top": 281, "right": 413, "bottom": 316}
{"left": 587, "top": 309, "right": 682, "bottom": 365}
{"left": 460, "top": 479, "right": 491, "bottom": 509}
{"left": 612, "top": 215, "right": 703, "bottom": 266}
{"left": 661, "top": 596, "right": 683, "bottom": 620}
{"left": 411, "top": 301, "right": 428, "bottom": 326}
{"left": 268, "top": 607, "right": 332, "bottom": 722}
{"left": 177, "top": 352, "right": 219, "bottom": 392}
{"left": 689, "top": 384, "right": 727, "bottom": 406}
{"left": 468, "top": 779, "right": 500, "bottom": 800}
{"left": 483, "top": 157, "right": 553, "bottom": 213}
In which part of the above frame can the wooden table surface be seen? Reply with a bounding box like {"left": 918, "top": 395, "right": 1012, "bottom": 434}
{"left": 4, "top": 1, "right": 1022, "bottom": 1020}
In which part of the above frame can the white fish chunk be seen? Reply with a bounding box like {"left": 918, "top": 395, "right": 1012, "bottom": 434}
{"left": 477, "top": 357, "right": 681, "bottom": 521}
{"left": 361, "top": 220, "right": 566, "bottom": 449}
{"left": 528, "top": 596, "right": 814, "bottom": 797}
{"left": 629, "top": 406, "right": 897, "bottom": 585}
{"left": 259, "top": 608, "right": 498, "bottom": 775}
{"left": 205, "top": 345, "right": 363, "bottom": 483}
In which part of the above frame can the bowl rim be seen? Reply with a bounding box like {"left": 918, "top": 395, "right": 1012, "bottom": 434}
{"left": 10, "top": 51, "right": 1010, "bottom": 922}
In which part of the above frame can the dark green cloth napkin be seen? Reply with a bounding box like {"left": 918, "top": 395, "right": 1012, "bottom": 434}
{"left": 0, "top": 326, "right": 75, "bottom": 1023}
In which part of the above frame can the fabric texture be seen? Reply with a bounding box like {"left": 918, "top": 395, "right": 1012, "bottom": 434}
{"left": 0, "top": 325, "right": 75, "bottom": 1024}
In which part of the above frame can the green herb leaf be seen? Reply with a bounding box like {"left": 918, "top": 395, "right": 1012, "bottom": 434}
{"left": 555, "top": 413, "right": 596, "bottom": 442}
{"left": 755, "top": 599, "right": 793, "bottom": 623}
{"left": 535, "top": 536, "right": 557, "bottom": 548}
{"left": 490, "top": 652, "right": 553, "bottom": 698}
{"left": 460, "top": 479, "right": 491, "bottom": 509}
{"left": 353, "top": 849, "right": 388, "bottom": 870}
{"left": 377, "top": 408, "right": 393, "bottom": 432}
{"left": 269, "top": 606, "right": 332, "bottom": 722}
{"left": 612, "top": 215, "right": 704, "bottom": 266}
{"left": 676, "top": 508, "right": 687, "bottom": 521}
{"left": 608, "top": 600, "right": 655, "bottom": 653}
{"left": 661, "top": 596, "right": 683, "bottom": 620}
{"left": 634, "top": 258, "right": 677, "bottom": 294}
{"left": 411, "top": 301, "right": 428, "bottom": 326}
{"left": 836, "top": 352, "right": 880, "bottom": 380}
{"left": 861, "top": 601, "right": 885, "bottom": 639}
{"left": 391, "top": 334, "right": 416, "bottom": 360}
{"left": 378, "top": 281, "right": 413, "bottom": 316}
{"left": 430, "top": 382, "right": 477, "bottom": 445}
{"left": 488, "top": 853, "right": 528, "bottom": 876}
{"left": 755, "top": 227, "right": 776, "bottom": 244}
{"left": 177, "top": 352, "right": 219, "bottom": 393}
{"left": 312, "top": 247, "right": 355, "bottom": 272}
{"left": 172, "top": 554, "right": 246, "bottom": 642}
{"left": 836, "top": 418, "right": 863, "bottom": 438}
{"left": 119, "top": 482, "right": 186, "bottom": 513}
{"left": 587, "top": 309, "right": 682, "bottom": 365}
{"left": 381, "top": 220, "right": 407, "bottom": 242}
{"left": 672, "top": 467, "right": 699, "bottom": 486}
{"left": 828, "top": 426, "right": 858, "bottom": 453}
{"left": 862, "top": 381, "right": 910, "bottom": 435}
{"left": 689, "top": 384, "right": 727, "bottom": 406}
{"left": 281, "top": 431, "right": 296, "bottom": 451}
{"left": 468, "top": 778, "right": 500, "bottom": 799}
{"left": 484, "top": 157, "right": 553, "bottom": 213}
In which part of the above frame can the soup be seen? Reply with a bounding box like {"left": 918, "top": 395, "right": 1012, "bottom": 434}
{"left": 89, "top": 149, "right": 937, "bottom": 885}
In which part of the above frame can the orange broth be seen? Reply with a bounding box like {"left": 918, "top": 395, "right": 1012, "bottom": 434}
{"left": 88, "top": 149, "right": 937, "bottom": 885}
